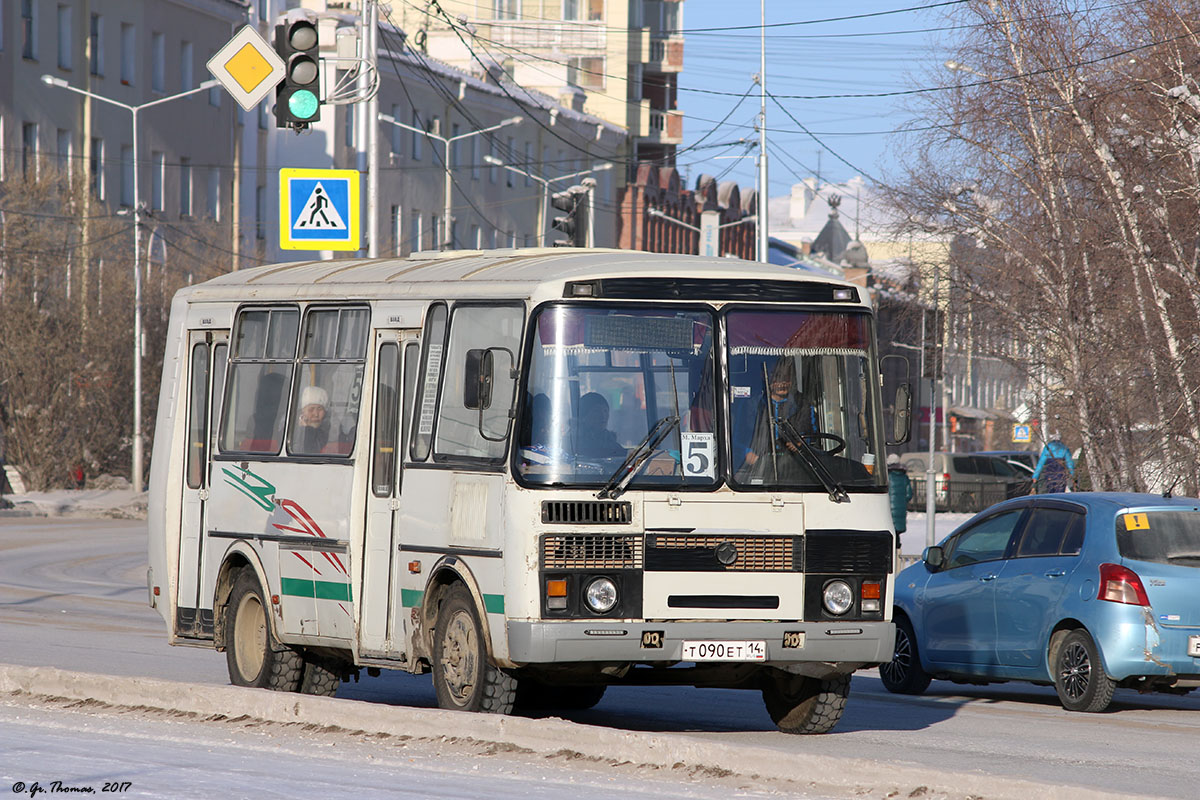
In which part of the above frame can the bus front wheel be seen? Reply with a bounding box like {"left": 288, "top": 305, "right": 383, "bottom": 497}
{"left": 225, "top": 569, "right": 303, "bottom": 691}
{"left": 761, "top": 670, "right": 850, "bottom": 734}
{"left": 432, "top": 584, "right": 516, "bottom": 714}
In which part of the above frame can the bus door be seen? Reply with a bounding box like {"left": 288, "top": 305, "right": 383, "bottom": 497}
{"left": 177, "top": 329, "right": 229, "bottom": 638}
{"left": 360, "top": 330, "right": 421, "bottom": 657}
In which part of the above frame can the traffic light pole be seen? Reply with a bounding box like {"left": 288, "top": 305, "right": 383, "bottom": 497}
{"left": 378, "top": 114, "right": 521, "bottom": 249}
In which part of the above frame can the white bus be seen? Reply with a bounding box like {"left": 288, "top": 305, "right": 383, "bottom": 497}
{"left": 148, "top": 249, "right": 911, "bottom": 734}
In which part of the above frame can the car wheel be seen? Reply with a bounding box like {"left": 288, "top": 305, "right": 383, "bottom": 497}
{"left": 225, "top": 569, "right": 303, "bottom": 691}
{"left": 432, "top": 584, "right": 517, "bottom": 714}
{"left": 1052, "top": 629, "right": 1116, "bottom": 712}
{"left": 761, "top": 671, "right": 850, "bottom": 734}
{"left": 879, "top": 615, "right": 932, "bottom": 695}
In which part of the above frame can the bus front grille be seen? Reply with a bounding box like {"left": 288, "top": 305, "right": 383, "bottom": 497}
{"left": 803, "top": 530, "right": 893, "bottom": 574}
{"left": 542, "top": 534, "right": 643, "bottom": 570}
{"left": 541, "top": 500, "right": 632, "bottom": 525}
{"left": 645, "top": 534, "right": 800, "bottom": 572}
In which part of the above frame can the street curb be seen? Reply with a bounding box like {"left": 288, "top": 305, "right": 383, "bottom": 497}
{"left": 0, "top": 663, "right": 1145, "bottom": 799}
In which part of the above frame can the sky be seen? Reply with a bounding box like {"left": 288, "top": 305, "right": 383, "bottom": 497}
{"left": 679, "top": 0, "right": 953, "bottom": 200}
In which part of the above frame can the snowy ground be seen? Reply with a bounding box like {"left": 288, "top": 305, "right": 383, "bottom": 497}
{"left": 0, "top": 489, "right": 147, "bottom": 519}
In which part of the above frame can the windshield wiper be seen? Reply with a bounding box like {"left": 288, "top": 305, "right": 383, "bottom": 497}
{"left": 776, "top": 417, "right": 850, "bottom": 503}
{"left": 597, "top": 414, "right": 680, "bottom": 500}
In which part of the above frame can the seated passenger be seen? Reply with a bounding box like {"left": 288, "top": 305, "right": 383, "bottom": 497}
{"left": 293, "top": 385, "right": 330, "bottom": 455}
{"left": 572, "top": 392, "right": 626, "bottom": 458}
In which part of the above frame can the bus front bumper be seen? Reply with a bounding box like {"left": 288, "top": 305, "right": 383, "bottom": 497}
{"left": 506, "top": 620, "right": 894, "bottom": 665}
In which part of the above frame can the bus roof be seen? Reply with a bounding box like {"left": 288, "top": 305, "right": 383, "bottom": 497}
{"left": 179, "top": 248, "right": 867, "bottom": 305}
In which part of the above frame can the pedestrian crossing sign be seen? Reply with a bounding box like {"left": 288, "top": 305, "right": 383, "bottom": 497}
{"left": 279, "top": 168, "right": 360, "bottom": 251}
{"left": 1012, "top": 424, "right": 1031, "bottom": 443}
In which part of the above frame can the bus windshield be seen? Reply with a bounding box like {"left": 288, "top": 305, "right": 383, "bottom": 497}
{"left": 727, "top": 309, "right": 885, "bottom": 490}
{"left": 516, "top": 305, "right": 718, "bottom": 489}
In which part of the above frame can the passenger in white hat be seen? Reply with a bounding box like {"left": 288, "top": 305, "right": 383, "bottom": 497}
{"left": 294, "top": 384, "right": 330, "bottom": 454}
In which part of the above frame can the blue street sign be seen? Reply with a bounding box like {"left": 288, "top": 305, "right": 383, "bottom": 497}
{"left": 279, "top": 168, "right": 360, "bottom": 251}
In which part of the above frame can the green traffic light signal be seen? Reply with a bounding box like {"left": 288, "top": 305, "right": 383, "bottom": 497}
{"left": 288, "top": 89, "right": 319, "bottom": 120}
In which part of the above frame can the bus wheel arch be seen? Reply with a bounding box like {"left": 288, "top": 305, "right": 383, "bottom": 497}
{"left": 212, "top": 546, "right": 272, "bottom": 653}
{"left": 429, "top": 582, "right": 517, "bottom": 713}
{"left": 419, "top": 557, "right": 498, "bottom": 668}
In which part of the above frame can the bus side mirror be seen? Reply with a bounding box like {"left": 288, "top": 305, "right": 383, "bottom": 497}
{"left": 464, "top": 349, "right": 494, "bottom": 410}
{"left": 889, "top": 383, "right": 912, "bottom": 445}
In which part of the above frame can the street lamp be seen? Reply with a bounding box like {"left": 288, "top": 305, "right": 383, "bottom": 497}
{"left": 41, "top": 74, "right": 220, "bottom": 492}
{"left": 482, "top": 156, "right": 612, "bottom": 246}
{"left": 378, "top": 113, "right": 522, "bottom": 249}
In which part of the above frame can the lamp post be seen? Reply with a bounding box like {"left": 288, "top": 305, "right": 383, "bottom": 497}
{"left": 483, "top": 156, "right": 612, "bottom": 246}
{"left": 378, "top": 114, "right": 522, "bottom": 249}
{"left": 41, "top": 75, "right": 220, "bottom": 492}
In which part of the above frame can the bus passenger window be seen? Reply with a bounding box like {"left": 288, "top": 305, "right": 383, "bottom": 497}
{"left": 220, "top": 307, "right": 298, "bottom": 454}
{"left": 288, "top": 307, "right": 370, "bottom": 457}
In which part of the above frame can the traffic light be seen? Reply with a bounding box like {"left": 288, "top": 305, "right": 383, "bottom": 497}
{"left": 550, "top": 186, "right": 587, "bottom": 247}
{"left": 275, "top": 17, "right": 321, "bottom": 129}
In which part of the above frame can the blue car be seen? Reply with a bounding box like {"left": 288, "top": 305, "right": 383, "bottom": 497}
{"left": 880, "top": 493, "right": 1200, "bottom": 712}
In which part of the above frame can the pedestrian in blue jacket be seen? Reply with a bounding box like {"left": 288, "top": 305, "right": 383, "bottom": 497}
{"left": 1032, "top": 433, "right": 1075, "bottom": 493}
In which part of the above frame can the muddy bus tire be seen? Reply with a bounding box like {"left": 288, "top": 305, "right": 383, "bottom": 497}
{"left": 432, "top": 584, "right": 516, "bottom": 714}
{"left": 299, "top": 655, "right": 343, "bottom": 697}
{"left": 762, "top": 671, "right": 850, "bottom": 734}
{"left": 225, "top": 569, "right": 303, "bottom": 692}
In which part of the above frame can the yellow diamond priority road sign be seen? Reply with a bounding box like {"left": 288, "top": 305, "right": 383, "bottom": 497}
{"left": 207, "top": 25, "right": 286, "bottom": 112}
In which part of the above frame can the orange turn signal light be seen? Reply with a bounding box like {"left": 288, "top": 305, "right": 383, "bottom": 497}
{"left": 861, "top": 581, "right": 881, "bottom": 600}
{"left": 546, "top": 579, "right": 568, "bottom": 597}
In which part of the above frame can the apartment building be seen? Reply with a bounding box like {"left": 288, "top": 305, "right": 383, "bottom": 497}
{"left": 0, "top": 0, "right": 245, "bottom": 251}
{"left": 391, "top": 0, "right": 683, "bottom": 166}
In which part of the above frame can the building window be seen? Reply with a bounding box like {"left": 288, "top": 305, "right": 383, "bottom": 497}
{"left": 120, "top": 24, "right": 134, "bottom": 85}
{"left": 390, "top": 104, "right": 402, "bottom": 155}
{"left": 180, "top": 41, "right": 193, "bottom": 91}
{"left": 470, "top": 137, "right": 480, "bottom": 180}
{"left": 21, "top": 122, "right": 37, "bottom": 177}
{"left": 90, "top": 137, "right": 104, "bottom": 199}
{"left": 151, "top": 150, "right": 164, "bottom": 211}
{"left": 564, "top": 0, "right": 604, "bottom": 21}
{"left": 343, "top": 105, "right": 354, "bottom": 147}
{"left": 207, "top": 169, "right": 219, "bottom": 220}
{"left": 179, "top": 157, "right": 192, "bottom": 217}
{"left": 390, "top": 205, "right": 401, "bottom": 255}
{"left": 56, "top": 128, "right": 71, "bottom": 176}
{"left": 471, "top": 224, "right": 481, "bottom": 249}
{"left": 56, "top": 4, "right": 71, "bottom": 70}
{"left": 524, "top": 141, "right": 533, "bottom": 186}
{"left": 494, "top": 0, "right": 520, "bottom": 20}
{"left": 431, "top": 215, "right": 440, "bottom": 250}
{"left": 208, "top": 52, "right": 220, "bottom": 106}
{"left": 410, "top": 210, "right": 422, "bottom": 253}
{"left": 505, "top": 136, "right": 515, "bottom": 187}
{"left": 411, "top": 110, "right": 422, "bottom": 160}
{"left": 120, "top": 145, "right": 133, "bottom": 207}
{"left": 255, "top": 185, "right": 266, "bottom": 239}
{"left": 489, "top": 140, "right": 498, "bottom": 183}
{"left": 89, "top": 14, "right": 103, "bottom": 76}
{"left": 22, "top": 0, "right": 37, "bottom": 60}
{"left": 151, "top": 32, "right": 165, "bottom": 92}
{"left": 450, "top": 123, "right": 461, "bottom": 168}
{"left": 567, "top": 56, "right": 604, "bottom": 89}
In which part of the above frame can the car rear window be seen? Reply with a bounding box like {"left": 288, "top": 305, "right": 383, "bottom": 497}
{"left": 953, "top": 456, "right": 979, "bottom": 474}
{"left": 1116, "top": 510, "right": 1200, "bottom": 567}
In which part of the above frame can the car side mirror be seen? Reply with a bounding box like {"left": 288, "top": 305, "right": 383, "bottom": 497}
{"left": 464, "top": 348, "right": 494, "bottom": 411}
{"left": 922, "top": 545, "right": 944, "bottom": 570}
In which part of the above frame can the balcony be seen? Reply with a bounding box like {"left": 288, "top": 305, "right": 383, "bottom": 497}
{"left": 646, "top": 107, "right": 683, "bottom": 145}
{"left": 486, "top": 19, "right": 607, "bottom": 51}
{"left": 646, "top": 34, "right": 684, "bottom": 73}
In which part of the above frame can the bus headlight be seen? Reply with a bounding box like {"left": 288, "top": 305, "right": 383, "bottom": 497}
{"left": 822, "top": 580, "right": 853, "bottom": 616}
{"left": 584, "top": 577, "right": 618, "bottom": 614}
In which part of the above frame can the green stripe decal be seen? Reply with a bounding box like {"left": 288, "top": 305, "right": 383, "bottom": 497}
{"left": 399, "top": 589, "right": 503, "bottom": 614}
{"left": 280, "top": 577, "right": 352, "bottom": 602}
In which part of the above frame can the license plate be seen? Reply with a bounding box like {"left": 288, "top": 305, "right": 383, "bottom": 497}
{"left": 1188, "top": 635, "right": 1200, "bottom": 658}
{"left": 681, "top": 640, "right": 766, "bottom": 662}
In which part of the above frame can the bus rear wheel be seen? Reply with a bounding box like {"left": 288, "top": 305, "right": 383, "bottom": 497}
{"left": 761, "top": 670, "right": 850, "bottom": 734}
{"left": 225, "top": 570, "right": 302, "bottom": 691}
{"left": 432, "top": 584, "right": 516, "bottom": 714}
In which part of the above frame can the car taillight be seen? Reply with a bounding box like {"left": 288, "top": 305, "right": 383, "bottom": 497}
{"left": 1098, "top": 563, "right": 1150, "bottom": 606}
